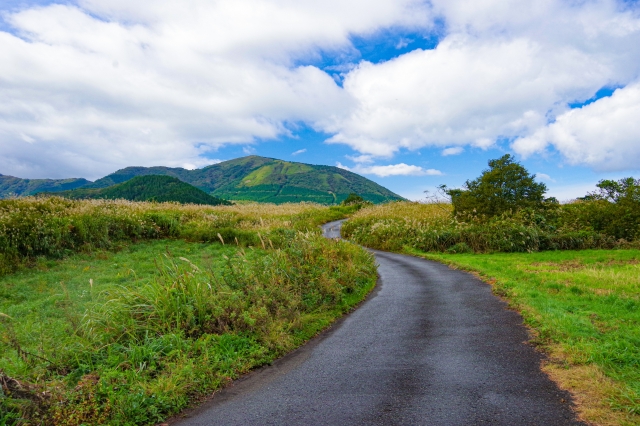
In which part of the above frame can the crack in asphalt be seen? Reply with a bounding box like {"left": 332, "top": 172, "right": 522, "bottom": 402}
{"left": 172, "top": 220, "right": 584, "bottom": 425}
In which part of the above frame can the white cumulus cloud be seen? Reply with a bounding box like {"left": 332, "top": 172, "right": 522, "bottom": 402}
{"left": 0, "top": 0, "right": 431, "bottom": 178}
{"left": 512, "top": 82, "right": 640, "bottom": 171}
{"left": 442, "top": 147, "right": 464, "bottom": 156}
{"left": 1, "top": 0, "right": 640, "bottom": 179}
{"left": 337, "top": 162, "right": 442, "bottom": 177}
{"left": 323, "top": 0, "right": 640, "bottom": 169}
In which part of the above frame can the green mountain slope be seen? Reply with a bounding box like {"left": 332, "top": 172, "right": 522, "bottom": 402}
{"left": 1, "top": 156, "right": 404, "bottom": 204}
{"left": 207, "top": 157, "right": 403, "bottom": 204}
{"left": 54, "top": 175, "right": 232, "bottom": 205}
{"left": 0, "top": 174, "right": 90, "bottom": 198}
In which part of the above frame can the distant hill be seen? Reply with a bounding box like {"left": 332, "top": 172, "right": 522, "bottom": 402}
{"left": 52, "top": 175, "right": 232, "bottom": 206}
{"left": 1, "top": 156, "right": 404, "bottom": 204}
{"left": 0, "top": 174, "right": 90, "bottom": 198}
{"left": 87, "top": 156, "right": 404, "bottom": 204}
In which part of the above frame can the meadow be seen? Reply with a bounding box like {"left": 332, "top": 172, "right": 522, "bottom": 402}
{"left": 343, "top": 202, "right": 640, "bottom": 425}
{"left": 0, "top": 197, "right": 376, "bottom": 425}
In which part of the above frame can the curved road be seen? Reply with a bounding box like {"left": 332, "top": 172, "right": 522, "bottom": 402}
{"left": 174, "top": 220, "right": 583, "bottom": 425}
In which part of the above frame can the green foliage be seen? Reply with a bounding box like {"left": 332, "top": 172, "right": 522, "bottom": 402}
{"left": 571, "top": 177, "right": 640, "bottom": 240}
{"left": 445, "top": 154, "right": 551, "bottom": 218}
{"left": 344, "top": 210, "right": 619, "bottom": 254}
{"left": 343, "top": 191, "right": 640, "bottom": 255}
{"left": 0, "top": 204, "right": 376, "bottom": 425}
{"left": 341, "top": 193, "right": 364, "bottom": 205}
{"left": 53, "top": 175, "right": 232, "bottom": 206}
{"left": 0, "top": 197, "right": 363, "bottom": 275}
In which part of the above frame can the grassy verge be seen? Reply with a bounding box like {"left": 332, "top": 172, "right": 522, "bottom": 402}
{"left": 0, "top": 197, "right": 358, "bottom": 275}
{"left": 342, "top": 202, "right": 637, "bottom": 254}
{"left": 0, "top": 200, "right": 375, "bottom": 425}
{"left": 408, "top": 248, "right": 640, "bottom": 426}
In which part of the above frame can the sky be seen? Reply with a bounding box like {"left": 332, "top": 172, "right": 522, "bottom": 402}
{"left": 1, "top": 0, "right": 639, "bottom": 201}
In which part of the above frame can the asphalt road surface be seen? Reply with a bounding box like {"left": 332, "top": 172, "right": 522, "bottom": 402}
{"left": 173, "top": 220, "right": 583, "bottom": 425}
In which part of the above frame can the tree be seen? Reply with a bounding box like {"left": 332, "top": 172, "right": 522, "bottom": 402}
{"left": 341, "top": 193, "right": 365, "bottom": 205}
{"left": 445, "top": 154, "right": 550, "bottom": 218}
{"left": 579, "top": 177, "right": 640, "bottom": 240}
{"left": 587, "top": 177, "right": 640, "bottom": 203}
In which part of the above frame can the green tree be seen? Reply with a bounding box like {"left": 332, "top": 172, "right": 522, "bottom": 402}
{"left": 446, "top": 154, "right": 550, "bottom": 218}
{"left": 341, "top": 193, "right": 365, "bottom": 205}
{"left": 588, "top": 177, "right": 640, "bottom": 203}
{"left": 578, "top": 177, "right": 640, "bottom": 240}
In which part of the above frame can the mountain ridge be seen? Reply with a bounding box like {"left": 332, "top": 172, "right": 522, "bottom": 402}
{"left": 0, "top": 156, "right": 404, "bottom": 204}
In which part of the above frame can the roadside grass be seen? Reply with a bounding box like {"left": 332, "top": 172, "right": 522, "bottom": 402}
{"left": 410, "top": 248, "right": 640, "bottom": 426}
{"left": 342, "top": 202, "right": 636, "bottom": 253}
{"left": 0, "top": 200, "right": 375, "bottom": 425}
{"left": 0, "top": 197, "right": 359, "bottom": 275}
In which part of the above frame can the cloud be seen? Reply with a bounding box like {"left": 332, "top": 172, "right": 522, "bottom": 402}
{"left": 242, "top": 146, "right": 257, "bottom": 155}
{"left": 512, "top": 82, "right": 640, "bottom": 172}
{"left": 291, "top": 149, "right": 307, "bottom": 156}
{"left": 337, "top": 162, "right": 442, "bottom": 177}
{"left": 0, "top": 0, "right": 432, "bottom": 178}
{"left": 442, "top": 147, "right": 464, "bottom": 156}
{"left": 345, "top": 154, "right": 375, "bottom": 163}
{"left": 2, "top": 0, "right": 640, "bottom": 179}
{"left": 535, "top": 173, "right": 555, "bottom": 182}
{"left": 323, "top": 0, "right": 640, "bottom": 168}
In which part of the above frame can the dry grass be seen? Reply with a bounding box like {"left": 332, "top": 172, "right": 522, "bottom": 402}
{"left": 348, "top": 201, "right": 452, "bottom": 222}
{"left": 543, "top": 350, "right": 634, "bottom": 426}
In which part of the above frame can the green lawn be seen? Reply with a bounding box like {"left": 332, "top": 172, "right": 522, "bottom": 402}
{"left": 413, "top": 248, "right": 640, "bottom": 425}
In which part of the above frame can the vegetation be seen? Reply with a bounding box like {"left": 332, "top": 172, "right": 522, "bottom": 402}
{"left": 343, "top": 157, "right": 640, "bottom": 254}
{"left": 443, "top": 154, "right": 554, "bottom": 218}
{"left": 0, "top": 174, "right": 89, "bottom": 198}
{"left": 0, "top": 156, "right": 405, "bottom": 204}
{"left": 577, "top": 177, "right": 640, "bottom": 241}
{"left": 51, "top": 175, "right": 232, "bottom": 206}
{"left": 340, "top": 163, "right": 640, "bottom": 425}
{"left": 0, "top": 197, "right": 375, "bottom": 425}
{"left": 342, "top": 201, "right": 639, "bottom": 254}
{"left": 415, "top": 249, "right": 640, "bottom": 425}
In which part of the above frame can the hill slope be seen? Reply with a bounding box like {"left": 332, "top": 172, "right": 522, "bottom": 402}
{"left": 1, "top": 156, "right": 404, "bottom": 204}
{"left": 90, "top": 156, "right": 404, "bottom": 204}
{"left": 53, "top": 175, "right": 232, "bottom": 205}
{"left": 0, "top": 174, "right": 90, "bottom": 198}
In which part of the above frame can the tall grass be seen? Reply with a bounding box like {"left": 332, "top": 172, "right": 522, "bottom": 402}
{"left": 0, "top": 198, "right": 373, "bottom": 425}
{"left": 0, "top": 197, "right": 356, "bottom": 275}
{"left": 342, "top": 201, "right": 631, "bottom": 253}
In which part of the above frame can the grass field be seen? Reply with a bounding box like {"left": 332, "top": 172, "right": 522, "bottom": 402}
{"left": 410, "top": 248, "right": 640, "bottom": 425}
{"left": 0, "top": 199, "right": 376, "bottom": 425}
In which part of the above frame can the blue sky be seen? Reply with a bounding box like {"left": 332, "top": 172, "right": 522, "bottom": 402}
{"left": 1, "top": 0, "right": 639, "bottom": 201}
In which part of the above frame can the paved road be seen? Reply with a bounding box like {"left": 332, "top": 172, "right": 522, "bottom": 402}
{"left": 173, "top": 220, "right": 583, "bottom": 425}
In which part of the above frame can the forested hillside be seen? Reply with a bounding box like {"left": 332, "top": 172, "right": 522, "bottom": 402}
{"left": 53, "top": 175, "right": 232, "bottom": 205}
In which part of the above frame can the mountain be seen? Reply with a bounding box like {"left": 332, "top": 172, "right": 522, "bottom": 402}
{"left": 0, "top": 174, "right": 90, "bottom": 198}
{"left": 52, "top": 175, "right": 232, "bottom": 205}
{"left": 1, "top": 156, "right": 405, "bottom": 204}
{"left": 207, "top": 156, "right": 403, "bottom": 204}
{"left": 89, "top": 156, "right": 404, "bottom": 204}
